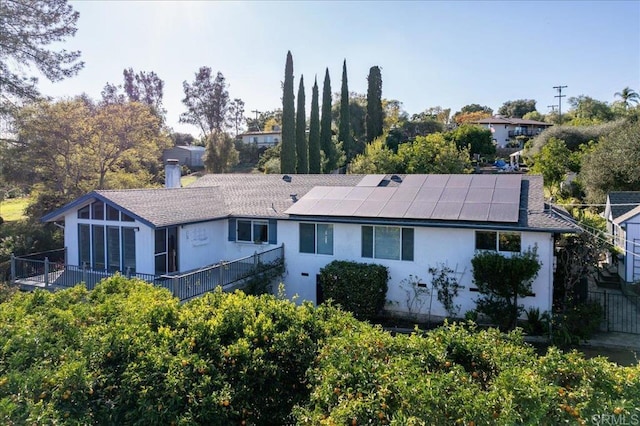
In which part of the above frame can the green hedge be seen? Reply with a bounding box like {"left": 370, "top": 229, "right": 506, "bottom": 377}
{"left": 0, "top": 276, "right": 637, "bottom": 425}
{"left": 318, "top": 260, "right": 388, "bottom": 320}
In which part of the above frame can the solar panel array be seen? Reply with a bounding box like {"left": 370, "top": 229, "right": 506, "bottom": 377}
{"left": 285, "top": 174, "right": 522, "bottom": 223}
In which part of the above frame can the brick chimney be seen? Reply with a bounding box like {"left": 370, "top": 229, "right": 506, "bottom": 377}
{"left": 165, "top": 159, "right": 181, "bottom": 188}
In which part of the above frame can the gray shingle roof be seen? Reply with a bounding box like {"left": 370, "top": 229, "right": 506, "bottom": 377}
{"left": 43, "top": 173, "right": 578, "bottom": 233}
{"left": 95, "top": 187, "right": 228, "bottom": 228}
{"left": 608, "top": 192, "right": 640, "bottom": 221}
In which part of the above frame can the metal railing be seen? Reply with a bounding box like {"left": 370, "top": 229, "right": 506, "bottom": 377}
{"left": 11, "top": 245, "right": 285, "bottom": 301}
{"left": 588, "top": 290, "right": 640, "bottom": 334}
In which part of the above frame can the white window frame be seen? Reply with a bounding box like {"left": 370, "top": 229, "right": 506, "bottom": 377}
{"left": 299, "top": 223, "right": 333, "bottom": 255}
{"left": 475, "top": 230, "right": 521, "bottom": 253}
{"left": 237, "top": 219, "right": 269, "bottom": 244}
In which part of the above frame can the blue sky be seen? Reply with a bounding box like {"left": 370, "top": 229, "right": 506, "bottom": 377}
{"left": 39, "top": 0, "right": 640, "bottom": 136}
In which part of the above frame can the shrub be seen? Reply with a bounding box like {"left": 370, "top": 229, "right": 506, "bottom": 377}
{"left": 551, "top": 301, "right": 604, "bottom": 346}
{"left": 318, "top": 260, "right": 388, "bottom": 321}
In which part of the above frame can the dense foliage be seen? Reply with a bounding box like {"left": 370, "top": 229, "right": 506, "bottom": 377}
{"left": 0, "top": 277, "right": 637, "bottom": 424}
{"left": 339, "top": 60, "right": 354, "bottom": 161}
{"left": 295, "top": 76, "right": 308, "bottom": 173}
{"left": 320, "top": 68, "right": 338, "bottom": 172}
{"left": 366, "top": 66, "right": 384, "bottom": 142}
{"left": 318, "top": 260, "right": 389, "bottom": 321}
{"left": 471, "top": 247, "right": 541, "bottom": 330}
{"left": 308, "top": 78, "right": 321, "bottom": 173}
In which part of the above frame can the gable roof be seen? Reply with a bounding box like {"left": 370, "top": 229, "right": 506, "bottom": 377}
{"left": 607, "top": 192, "right": 640, "bottom": 224}
{"left": 41, "top": 173, "right": 577, "bottom": 233}
{"left": 472, "top": 117, "right": 552, "bottom": 127}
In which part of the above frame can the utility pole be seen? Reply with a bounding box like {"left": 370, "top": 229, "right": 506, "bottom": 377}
{"left": 251, "top": 110, "right": 261, "bottom": 131}
{"left": 553, "top": 85, "right": 567, "bottom": 124}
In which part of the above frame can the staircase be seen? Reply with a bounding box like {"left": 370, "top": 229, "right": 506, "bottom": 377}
{"left": 597, "top": 266, "right": 621, "bottom": 290}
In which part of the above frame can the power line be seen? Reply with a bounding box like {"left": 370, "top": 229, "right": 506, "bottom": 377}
{"left": 553, "top": 85, "right": 567, "bottom": 124}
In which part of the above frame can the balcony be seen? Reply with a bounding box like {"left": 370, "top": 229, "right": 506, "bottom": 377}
{"left": 507, "top": 129, "right": 543, "bottom": 138}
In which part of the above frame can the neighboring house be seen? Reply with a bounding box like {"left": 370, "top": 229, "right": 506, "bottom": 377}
{"left": 162, "top": 146, "right": 205, "bottom": 168}
{"left": 605, "top": 192, "right": 640, "bottom": 283}
{"left": 239, "top": 130, "right": 281, "bottom": 148}
{"left": 40, "top": 171, "right": 577, "bottom": 319}
{"left": 472, "top": 117, "right": 553, "bottom": 148}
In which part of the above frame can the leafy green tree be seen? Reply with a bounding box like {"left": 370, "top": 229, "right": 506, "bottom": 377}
{"left": 526, "top": 120, "right": 622, "bottom": 156}
{"left": 180, "top": 67, "right": 230, "bottom": 137}
{"left": 0, "top": 0, "right": 83, "bottom": 117}
{"left": 614, "top": 87, "right": 640, "bottom": 109}
{"left": 320, "top": 68, "right": 337, "bottom": 172}
{"left": 203, "top": 131, "right": 239, "bottom": 173}
{"left": 295, "top": 76, "right": 308, "bottom": 173}
{"left": 4, "top": 97, "right": 170, "bottom": 217}
{"left": 580, "top": 119, "right": 640, "bottom": 202}
{"left": 246, "top": 109, "right": 282, "bottom": 132}
{"left": 498, "top": 99, "right": 537, "bottom": 118}
{"left": 397, "top": 133, "right": 471, "bottom": 174}
{"left": 566, "top": 95, "right": 614, "bottom": 125}
{"left": 338, "top": 60, "right": 354, "bottom": 160}
{"left": 444, "top": 124, "right": 495, "bottom": 157}
{"left": 280, "top": 51, "right": 296, "bottom": 173}
{"left": 308, "top": 78, "right": 321, "bottom": 173}
{"left": 382, "top": 98, "right": 407, "bottom": 132}
{"left": 170, "top": 132, "right": 196, "bottom": 146}
{"left": 472, "top": 247, "right": 541, "bottom": 330}
{"left": 522, "top": 111, "right": 545, "bottom": 122}
{"left": 348, "top": 136, "right": 399, "bottom": 174}
{"left": 530, "top": 137, "right": 571, "bottom": 195}
{"left": 366, "top": 66, "right": 383, "bottom": 142}
{"left": 452, "top": 104, "right": 493, "bottom": 123}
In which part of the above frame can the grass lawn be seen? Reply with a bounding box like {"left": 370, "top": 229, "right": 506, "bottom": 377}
{"left": 0, "top": 197, "right": 29, "bottom": 222}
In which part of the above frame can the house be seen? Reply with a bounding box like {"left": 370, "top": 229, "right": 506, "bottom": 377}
{"left": 239, "top": 129, "right": 281, "bottom": 148}
{"left": 605, "top": 192, "right": 640, "bottom": 283}
{"left": 39, "top": 170, "right": 577, "bottom": 319}
{"left": 162, "top": 145, "right": 205, "bottom": 169}
{"left": 472, "top": 117, "right": 553, "bottom": 148}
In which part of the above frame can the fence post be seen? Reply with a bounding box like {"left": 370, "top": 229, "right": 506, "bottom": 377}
{"left": 172, "top": 276, "right": 179, "bottom": 299}
{"left": 82, "top": 263, "right": 88, "bottom": 287}
{"left": 254, "top": 251, "right": 259, "bottom": 269}
{"left": 10, "top": 254, "right": 15, "bottom": 285}
{"left": 604, "top": 290, "right": 609, "bottom": 332}
{"left": 44, "top": 257, "right": 49, "bottom": 288}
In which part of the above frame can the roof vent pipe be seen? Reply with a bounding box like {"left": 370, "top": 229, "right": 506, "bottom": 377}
{"left": 165, "top": 159, "right": 181, "bottom": 189}
{"left": 290, "top": 194, "right": 298, "bottom": 202}
{"left": 282, "top": 175, "right": 292, "bottom": 183}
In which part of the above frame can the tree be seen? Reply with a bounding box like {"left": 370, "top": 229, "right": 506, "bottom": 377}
{"left": 280, "top": 51, "right": 296, "bottom": 174}
{"left": 246, "top": 109, "right": 282, "bottom": 132}
{"left": 580, "top": 119, "right": 640, "bottom": 202}
{"left": 228, "top": 98, "right": 245, "bottom": 137}
{"left": 472, "top": 247, "right": 541, "bottom": 330}
{"left": 522, "top": 111, "right": 545, "bottom": 122}
{"left": 180, "top": 67, "right": 230, "bottom": 137}
{"left": 338, "top": 60, "right": 354, "bottom": 160}
{"left": 529, "top": 137, "right": 571, "bottom": 195}
{"left": 203, "top": 132, "right": 239, "bottom": 173}
{"left": 4, "top": 97, "right": 170, "bottom": 217}
{"left": 295, "top": 76, "right": 308, "bottom": 173}
{"left": 566, "top": 95, "right": 614, "bottom": 125}
{"left": 123, "top": 68, "right": 165, "bottom": 119}
{"left": 498, "top": 99, "right": 537, "bottom": 118}
{"left": 444, "top": 124, "right": 495, "bottom": 157}
{"left": 397, "top": 133, "right": 471, "bottom": 174}
{"left": 308, "top": 78, "right": 321, "bottom": 173}
{"left": 452, "top": 104, "right": 492, "bottom": 123}
{"left": 171, "top": 132, "right": 196, "bottom": 146}
{"left": 0, "top": 0, "right": 84, "bottom": 116}
{"left": 614, "top": 87, "right": 640, "bottom": 109}
{"left": 348, "top": 136, "right": 399, "bottom": 174}
{"left": 320, "top": 68, "right": 336, "bottom": 172}
{"left": 366, "top": 66, "right": 383, "bottom": 142}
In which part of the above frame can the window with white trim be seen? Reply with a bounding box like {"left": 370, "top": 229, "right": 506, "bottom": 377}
{"left": 299, "top": 223, "right": 333, "bottom": 255}
{"left": 237, "top": 220, "right": 269, "bottom": 243}
{"left": 362, "top": 226, "right": 414, "bottom": 261}
{"left": 475, "top": 230, "right": 521, "bottom": 252}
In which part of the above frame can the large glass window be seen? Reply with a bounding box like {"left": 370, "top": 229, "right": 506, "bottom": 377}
{"left": 362, "top": 226, "right": 414, "bottom": 261}
{"left": 106, "top": 205, "right": 120, "bottom": 221}
{"left": 107, "top": 226, "right": 120, "bottom": 272}
{"left": 237, "top": 220, "right": 268, "bottom": 243}
{"left": 299, "top": 223, "right": 333, "bottom": 255}
{"left": 91, "top": 201, "right": 104, "bottom": 220}
{"left": 475, "top": 230, "right": 521, "bottom": 252}
{"left": 78, "top": 224, "right": 90, "bottom": 266}
{"left": 155, "top": 227, "right": 178, "bottom": 275}
{"left": 122, "top": 228, "right": 136, "bottom": 273}
{"left": 92, "top": 225, "right": 105, "bottom": 270}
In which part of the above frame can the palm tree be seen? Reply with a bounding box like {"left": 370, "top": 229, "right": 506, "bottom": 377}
{"left": 614, "top": 87, "right": 640, "bottom": 109}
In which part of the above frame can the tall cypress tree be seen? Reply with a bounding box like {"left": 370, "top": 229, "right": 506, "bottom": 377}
{"left": 308, "top": 77, "right": 321, "bottom": 173}
{"left": 295, "top": 75, "right": 308, "bottom": 173}
{"left": 339, "top": 59, "right": 353, "bottom": 160}
{"left": 366, "top": 65, "right": 383, "bottom": 143}
{"left": 320, "top": 68, "right": 335, "bottom": 172}
{"left": 281, "top": 51, "right": 296, "bottom": 173}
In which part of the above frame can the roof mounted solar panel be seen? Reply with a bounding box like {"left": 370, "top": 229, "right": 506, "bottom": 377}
{"left": 356, "top": 174, "right": 387, "bottom": 187}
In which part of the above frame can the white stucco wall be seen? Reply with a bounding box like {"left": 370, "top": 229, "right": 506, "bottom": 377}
{"left": 278, "top": 220, "right": 555, "bottom": 318}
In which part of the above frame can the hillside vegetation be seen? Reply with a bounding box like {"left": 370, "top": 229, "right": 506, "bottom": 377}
{"left": 0, "top": 276, "right": 637, "bottom": 425}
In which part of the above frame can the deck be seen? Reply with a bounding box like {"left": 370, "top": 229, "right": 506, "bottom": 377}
{"left": 11, "top": 246, "right": 284, "bottom": 302}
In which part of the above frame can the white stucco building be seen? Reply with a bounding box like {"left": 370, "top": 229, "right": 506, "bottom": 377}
{"left": 41, "top": 172, "right": 577, "bottom": 318}
{"left": 472, "top": 117, "right": 552, "bottom": 148}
